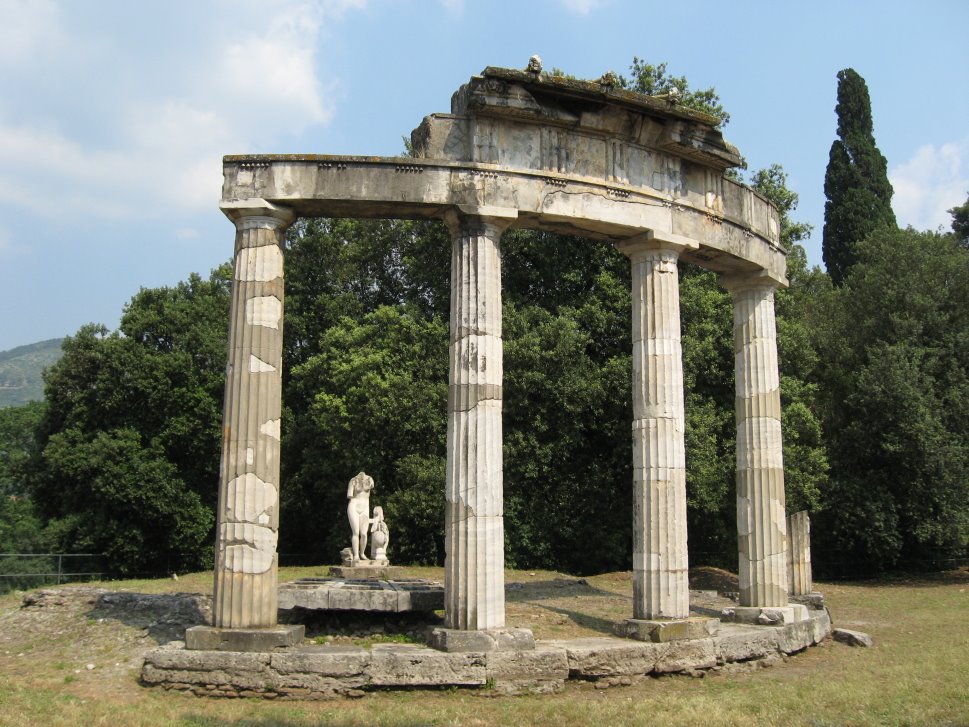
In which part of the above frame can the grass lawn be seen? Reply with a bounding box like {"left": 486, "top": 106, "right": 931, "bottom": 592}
{"left": 0, "top": 566, "right": 966, "bottom": 726}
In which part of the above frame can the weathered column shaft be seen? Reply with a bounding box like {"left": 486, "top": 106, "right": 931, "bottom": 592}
{"left": 213, "top": 203, "right": 293, "bottom": 629}
{"left": 787, "top": 510, "right": 813, "bottom": 596}
{"left": 725, "top": 277, "right": 788, "bottom": 607}
{"left": 619, "top": 236, "right": 693, "bottom": 620}
{"left": 443, "top": 211, "right": 511, "bottom": 631}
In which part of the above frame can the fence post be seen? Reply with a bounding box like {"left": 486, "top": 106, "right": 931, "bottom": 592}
{"left": 56, "top": 554, "right": 62, "bottom": 585}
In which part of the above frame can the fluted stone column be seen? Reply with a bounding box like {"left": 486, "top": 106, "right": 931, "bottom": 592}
{"left": 211, "top": 200, "right": 293, "bottom": 633}
{"left": 722, "top": 274, "right": 789, "bottom": 608}
{"left": 441, "top": 206, "right": 516, "bottom": 633}
{"left": 618, "top": 232, "right": 697, "bottom": 621}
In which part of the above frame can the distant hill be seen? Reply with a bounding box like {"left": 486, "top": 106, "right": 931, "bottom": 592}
{"left": 0, "top": 338, "right": 64, "bottom": 408}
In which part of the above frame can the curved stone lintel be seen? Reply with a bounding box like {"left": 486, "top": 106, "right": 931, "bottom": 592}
{"left": 222, "top": 158, "right": 784, "bottom": 282}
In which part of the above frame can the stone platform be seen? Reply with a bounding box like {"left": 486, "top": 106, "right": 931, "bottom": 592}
{"left": 277, "top": 578, "right": 444, "bottom": 613}
{"left": 142, "top": 608, "right": 831, "bottom": 698}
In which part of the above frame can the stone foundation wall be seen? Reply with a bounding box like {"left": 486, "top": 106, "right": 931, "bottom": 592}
{"left": 142, "top": 610, "right": 831, "bottom": 698}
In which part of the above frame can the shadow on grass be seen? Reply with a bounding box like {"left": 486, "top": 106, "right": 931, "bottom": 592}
{"left": 505, "top": 578, "right": 626, "bottom": 635}
{"left": 87, "top": 591, "right": 210, "bottom": 645}
{"left": 525, "top": 601, "right": 618, "bottom": 635}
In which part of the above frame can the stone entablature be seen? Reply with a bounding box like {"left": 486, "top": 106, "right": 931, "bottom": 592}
{"left": 222, "top": 71, "right": 785, "bottom": 286}
{"left": 223, "top": 157, "right": 785, "bottom": 284}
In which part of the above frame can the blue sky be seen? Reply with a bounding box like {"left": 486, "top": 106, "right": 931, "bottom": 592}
{"left": 1, "top": 0, "right": 967, "bottom": 351}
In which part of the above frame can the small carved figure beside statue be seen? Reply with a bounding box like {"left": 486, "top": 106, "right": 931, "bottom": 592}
{"left": 339, "top": 471, "right": 391, "bottom": 568}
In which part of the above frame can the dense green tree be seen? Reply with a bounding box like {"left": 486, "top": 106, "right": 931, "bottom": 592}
{"left": 500, "top": 231, "right": 632, "bottom": 572}
{"left": 28, "top": 268, "right": 231, "bottom": 574}
{"left": 949, "top": 193, "right": 969, "bottom": 247}
{"left": 822, "top": 68, "right": 896, "bottom": 285}
{"left": 0, "top": 402, "right": 49, "bottom": 563}
{"left": 813, "top": 228, "right": 969, "bottom": 571}
{"left": 282, "top": 304, "right": 448, "bottom": 565}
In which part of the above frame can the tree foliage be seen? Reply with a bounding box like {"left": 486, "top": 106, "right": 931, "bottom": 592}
{"left": 28, "top": 269, "right": 230, "bottom": 574}
{"left": 949, "top": 193, "right": 969, "bottom": 247}
{"left": 813, "top": 228, "right": 969, "bottom": 570}
{"left": 822, "top": 68, "right": 896, "bottom": 285}
{"left": 0, "top": 401, "right": 48, "bottom": 560}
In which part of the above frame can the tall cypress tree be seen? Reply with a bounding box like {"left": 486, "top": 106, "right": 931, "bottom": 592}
{"left": 822, "top": 68, "right": 896, "bottom": 285}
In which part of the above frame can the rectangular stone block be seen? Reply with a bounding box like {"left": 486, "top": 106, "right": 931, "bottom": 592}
{"left": 277, "top": 586, "right": 328, "bottom": 610}
{"left": 776, "top": 619, "right": 816, "bottom": 654}
{"left": 395, "top": 585, "right": 445, "bottom": 611}
{"left": 550, "top": 637, "right": 663, "bottom": 677}
{"left": 484, "top": 647, "right": 569, "bottom": 694}
{"left": 328, "top": 585, "right": 398, "bottom": 611}
{"left": 653, "top": 639, "right": 717, "bottom": 673}
{"left": 615, "top": 617, "right": 719, "bottom": 643}
{"left": 185, "top": 625, "right": 304, "bottom": 652}
{"left": 484, "top": 647, "right": 569, "bottom": 682}
{"left": 270, "top": 646, "right": 369, "bottom": 676}
{"left": 714, "top": 626, "right": 777, "bottom": 663}
{"left": 810, "top": 609, "right": 832, "bottom": 644}
{"left": 428, "top": 627, "right": 534, "bottom": 652}
{"left": 144, "top": 647, "right": 271, "bottom": 672}
{"left": 142, "top": 647, "right": 273, "bottom": 690}
{"left": 367, "top": 644, "right": 486, "bottom": 686}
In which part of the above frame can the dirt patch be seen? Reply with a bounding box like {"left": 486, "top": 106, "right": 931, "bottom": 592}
{"left": 0, "top": 586, "right": 211, "bottom": 701}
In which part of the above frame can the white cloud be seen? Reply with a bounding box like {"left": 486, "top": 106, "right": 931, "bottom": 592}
{"left": 0, "top": 0, "right": 63, "bottom": 64}
{"left": 890, "top": 138, "right": 969, "bottom": 233}
{"left": 559, "top": 0, "right": 607, "bottom": 14}
{"left": 0, "top": 1, "right": 365, "bottom": 223}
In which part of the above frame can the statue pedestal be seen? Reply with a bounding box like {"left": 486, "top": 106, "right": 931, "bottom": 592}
{"left": 328, "top": 565, "right": 403, "bottom": 579}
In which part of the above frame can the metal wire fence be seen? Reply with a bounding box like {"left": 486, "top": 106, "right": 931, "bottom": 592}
{"left": 0, "top": 553, "right": 324, "bottom": 594}
{"left": 0, "top": 553, "right": 106, "bottom": 593}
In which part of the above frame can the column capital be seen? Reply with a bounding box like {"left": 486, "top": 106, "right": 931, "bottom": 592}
{"left": 442, "top": 205, "right": 518, "bottom": 238}
{"left": 220, "top": 199, "right": 295, "bottom": 232}
{"left": 718, "top": 268, "right": 789, "bottom": 293}
{"left": 615, "top": 230, "right": 699, "bottom": 260}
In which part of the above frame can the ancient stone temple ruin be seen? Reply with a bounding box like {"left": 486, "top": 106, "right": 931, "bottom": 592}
{"left": 146, "top": 64, "right": 828, "bottom": 695}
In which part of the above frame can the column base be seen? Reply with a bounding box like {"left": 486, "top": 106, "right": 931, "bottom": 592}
{"left": 427, "top": 627, "right": 535, "bottom": 652}
{"left": 185, "top": 625, "right": 305, "bottom": 652}
{"left": 721, "top": 604, "right": 809, "bottom": 626}
{"left": 614, "top": 617, "right": 720, "bottom": 643}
